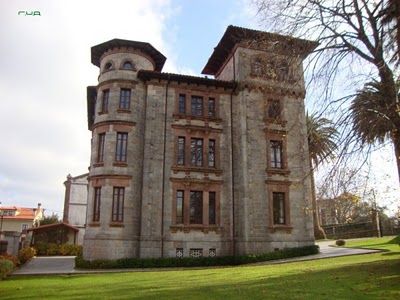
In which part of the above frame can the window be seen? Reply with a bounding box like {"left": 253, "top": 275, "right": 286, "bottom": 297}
{"left": 189, "top": 248, "right": 203, "bottom": 258}
{"left": 122, "top": 61, "right": 134, "bottom": 70}
{"left": 209, "top": 192, "right": 216, "bottom": 225}
{"left": 115, "top": 132, "right": 128, "bottom": 162}
{"left": 97, "top": 133, "right": 105, "bottom": 163}
{"left": 190, "top": 138, "right": 203, "bottom": 167}
{"left": 178, "top": 94, "right": 186, "bottom": 114}
{"left": 177, "top": 137, "right": 185, "bottom": 165}
{"left": 104, "top": 61, "right": 113, "bottom": 71}
{"left": 208, "top": 98, "right": 216, "bottom": 117}
{"left": 190, "top": 191, "right": 203, "bottom": 224}
{"left": 112, "top": 187, "right": 124, "bottom": 222}
{"left": 100, "top": 89, "right": 109, "bottom": 113}
{"left": 1, "top": 210, "right": 15, "bottom": 216}
{"left": 176, "top": 248, "right": 183, "bottom": 258}
{"left": 268, "top": 100, "right": 281, "bottom": 119}
{"left": 191, "top": 96, "right": 203, "bottom": 116}
{"left": 208, "top": 139, "right": 215, "bottom": 167}
{"left": 176, "top": 190, "right": 184, "bottom": 224}
{"left": 209, "top": 248, "right": 216, "bottom": 257}
{"left": 21, "top": 224, "right": 28, "bottom": 233}
{"left": 273, "top": 192, "right": 286, "bottom": 225}
{"left": 93, "top": 187, "right": 101, "bottom": 222}
{"left": 270, "top": 140, "right": 283, "bottom": 168}
{"left": 119, "top": 89, "right": 131, "bottom": 110}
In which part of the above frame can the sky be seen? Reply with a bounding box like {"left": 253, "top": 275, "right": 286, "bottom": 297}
{"left": 0, "top": 0, "right": 398, "bottom": 217}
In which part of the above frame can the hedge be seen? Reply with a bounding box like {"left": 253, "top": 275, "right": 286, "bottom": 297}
{"left": 76, "top": 245, "right": 319, "bottom": 269}
{"left": 34, "top": 242, "right": 82, "bottom": 256}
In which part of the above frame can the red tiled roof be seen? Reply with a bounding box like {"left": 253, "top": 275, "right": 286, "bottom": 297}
{"left": 0, "top": 206, "right": 36, "bottom": 220}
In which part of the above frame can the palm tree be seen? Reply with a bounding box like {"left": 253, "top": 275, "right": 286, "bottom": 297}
{"left": 350, "top": 80, "right": 400, "bottom": 183}
{"left": 306, "top": 113, "right": 338, "bottom": 239}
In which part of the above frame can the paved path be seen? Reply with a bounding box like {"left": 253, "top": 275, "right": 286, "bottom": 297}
{"left": 12, "top": 241, "right": 380, "bottom": 275}
{"left": 13, "top": 256, "right": 76, "bottom": 275}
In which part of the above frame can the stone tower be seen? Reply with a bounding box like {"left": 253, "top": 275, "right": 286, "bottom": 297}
{"left": 83, "top": 40, "right": 166, "bottom": 259}
{"left": 202, "top": 26, "right": 317, "bottom": 254}
{"left": 83, "top": 26, "right": 317, "bottom": 261}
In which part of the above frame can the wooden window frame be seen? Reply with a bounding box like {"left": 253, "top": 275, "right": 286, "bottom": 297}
{"left": 119, "top": 88, "right": 131, "bottom": 110}
{"left": 270, "top": 140, "right": 283, "bottom": 168}
{"left": 171, "top": 182, "right": 221, "bottom": 232}
{"left": 190, "top": 138, "right": 203, "bottom": 167}
{"left": 176, "top": 190, "right": 184, "bottom": 224}
{"left": 177, "top": 136, "right": 185, "bottom": 165}
{"left": 174, "top": 90, "right": 220, "bottom": 121}
{"left": 266, "top": 130, "right": 290, "bottom": 176}
{"left": 97, "top": 133, "right": 106, "bottom": 163}
{"left": 189, "top": 191, "right": 203, "bottom": 224}
{"left": 115, "top": 132, "right": 128, "bottom": 162}
{"left": 93, "top": 187, "right": 101, "bottom": 222}
{"left": 267, "top": 180, "right": 292, "bottom": 232}
{"left": 178, "top": 94, "right": 186, "bottom": 114}
{"left": 112, "top": 187, "right": 124, "bottom": 223}
{"left": 191, "top": 96, "right": 204, "bottom": 117}
{"left": 100, "top": 89, "right": 110, "bottom": 114}
{"left": 172, "top": 129, "right": 221, "bottom": 174}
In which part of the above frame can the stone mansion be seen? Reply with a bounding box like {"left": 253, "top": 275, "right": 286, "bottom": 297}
{"left": 83, "top": 25, "right": 318, "bottom": 260}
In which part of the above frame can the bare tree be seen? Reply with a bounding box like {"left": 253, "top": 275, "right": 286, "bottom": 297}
{"left": 254, "top": 0, "right": 400, "bottom": 183}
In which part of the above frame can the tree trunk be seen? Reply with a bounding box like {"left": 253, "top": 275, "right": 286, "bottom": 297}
{"left": 310, "top": 162, "right": 327, "bottom": 240}
{"left": 391, "top": 130, "right": 400, "bottom": 184}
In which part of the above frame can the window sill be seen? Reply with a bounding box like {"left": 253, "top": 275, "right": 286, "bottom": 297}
{"left": 93, "top": 162, "right": 104, "bottom": 168}
{"left": 266, "top": 168, "right": 290, "bottom": 176}
{"left": 88, "top": 222, "right": 100, "bottom": 227}
{"left": 109, "top": 222, "right": 124, "bottom": 227}
{"left": 113, "top": 162, "right": 128, "bottom": 167}
{"left": 173, "top": 113, "right": 222, "bottom": 123}
{"left": 264, "top": 117, "right": 287, "bottom": 126}
{"left": 268, "top": 225, "right": 293, "bottom": 233}
{"left": 117, "top": 109, "right": 131, "bottom": 113}
{"left": 172, "top": 165, "right": 222, "bottom": 175}
{"left": 98, "top": 111, "right": 108, "bottom": 115}
{"left": 170, "top": 224, "right": 221, "bottom": 233}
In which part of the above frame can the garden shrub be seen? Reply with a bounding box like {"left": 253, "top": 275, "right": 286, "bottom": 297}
{"left": 336, "top": 239, "right": 346, "bottom": 246}
{"left": 0, "top": 254, "right": 20, "bottom": 267}
{"left": 46, "top": 243, "right": 59, "bottom": 256}
{"left": 33, "top": 243, "right": 82, "bottom": 256}
{"left": 0, "top": 259, "right": 15, "bottom": 280}
{"left": 18, "top": 247, "right": 36, "bottom": 264}
{"left": 76, "top": 245, "right": 320, "bottom": 269}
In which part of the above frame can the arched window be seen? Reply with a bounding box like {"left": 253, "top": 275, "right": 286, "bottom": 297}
{"left": 103, "top": 61, "right": 113, "bottom": 72}
{"left": 122, "top": 61, "right": 134, "bottom": 70}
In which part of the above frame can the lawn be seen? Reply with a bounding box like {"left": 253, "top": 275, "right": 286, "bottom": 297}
{"left": 1, "top": 236, "right": 399, "bottom": 300}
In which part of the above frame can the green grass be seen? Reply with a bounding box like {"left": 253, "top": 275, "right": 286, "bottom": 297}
{"left": 1, "top": 236, "right": 399, "bottom": 299}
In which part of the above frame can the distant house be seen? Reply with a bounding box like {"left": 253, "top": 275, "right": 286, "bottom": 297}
{"left": 0, "top": 203, "right": 43, "bottom": 255}
{"left": 316, "top": 198, "right": 337, "bottom": 226}
{"left": 62, "top": 173, "right": 88, "bottom": 244}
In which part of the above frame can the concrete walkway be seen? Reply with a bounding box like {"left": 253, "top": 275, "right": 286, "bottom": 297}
{"left": 12, "top": 241, "right": 381, "bottom": 276}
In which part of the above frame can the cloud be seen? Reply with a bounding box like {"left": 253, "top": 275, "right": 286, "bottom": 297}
{"left": 0, "top": 0, "right": 176, "bottom": 215}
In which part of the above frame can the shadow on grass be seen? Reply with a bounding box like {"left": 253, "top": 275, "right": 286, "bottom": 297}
{"left": 2, "top": 259, "right": 399, "bottom": 300}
